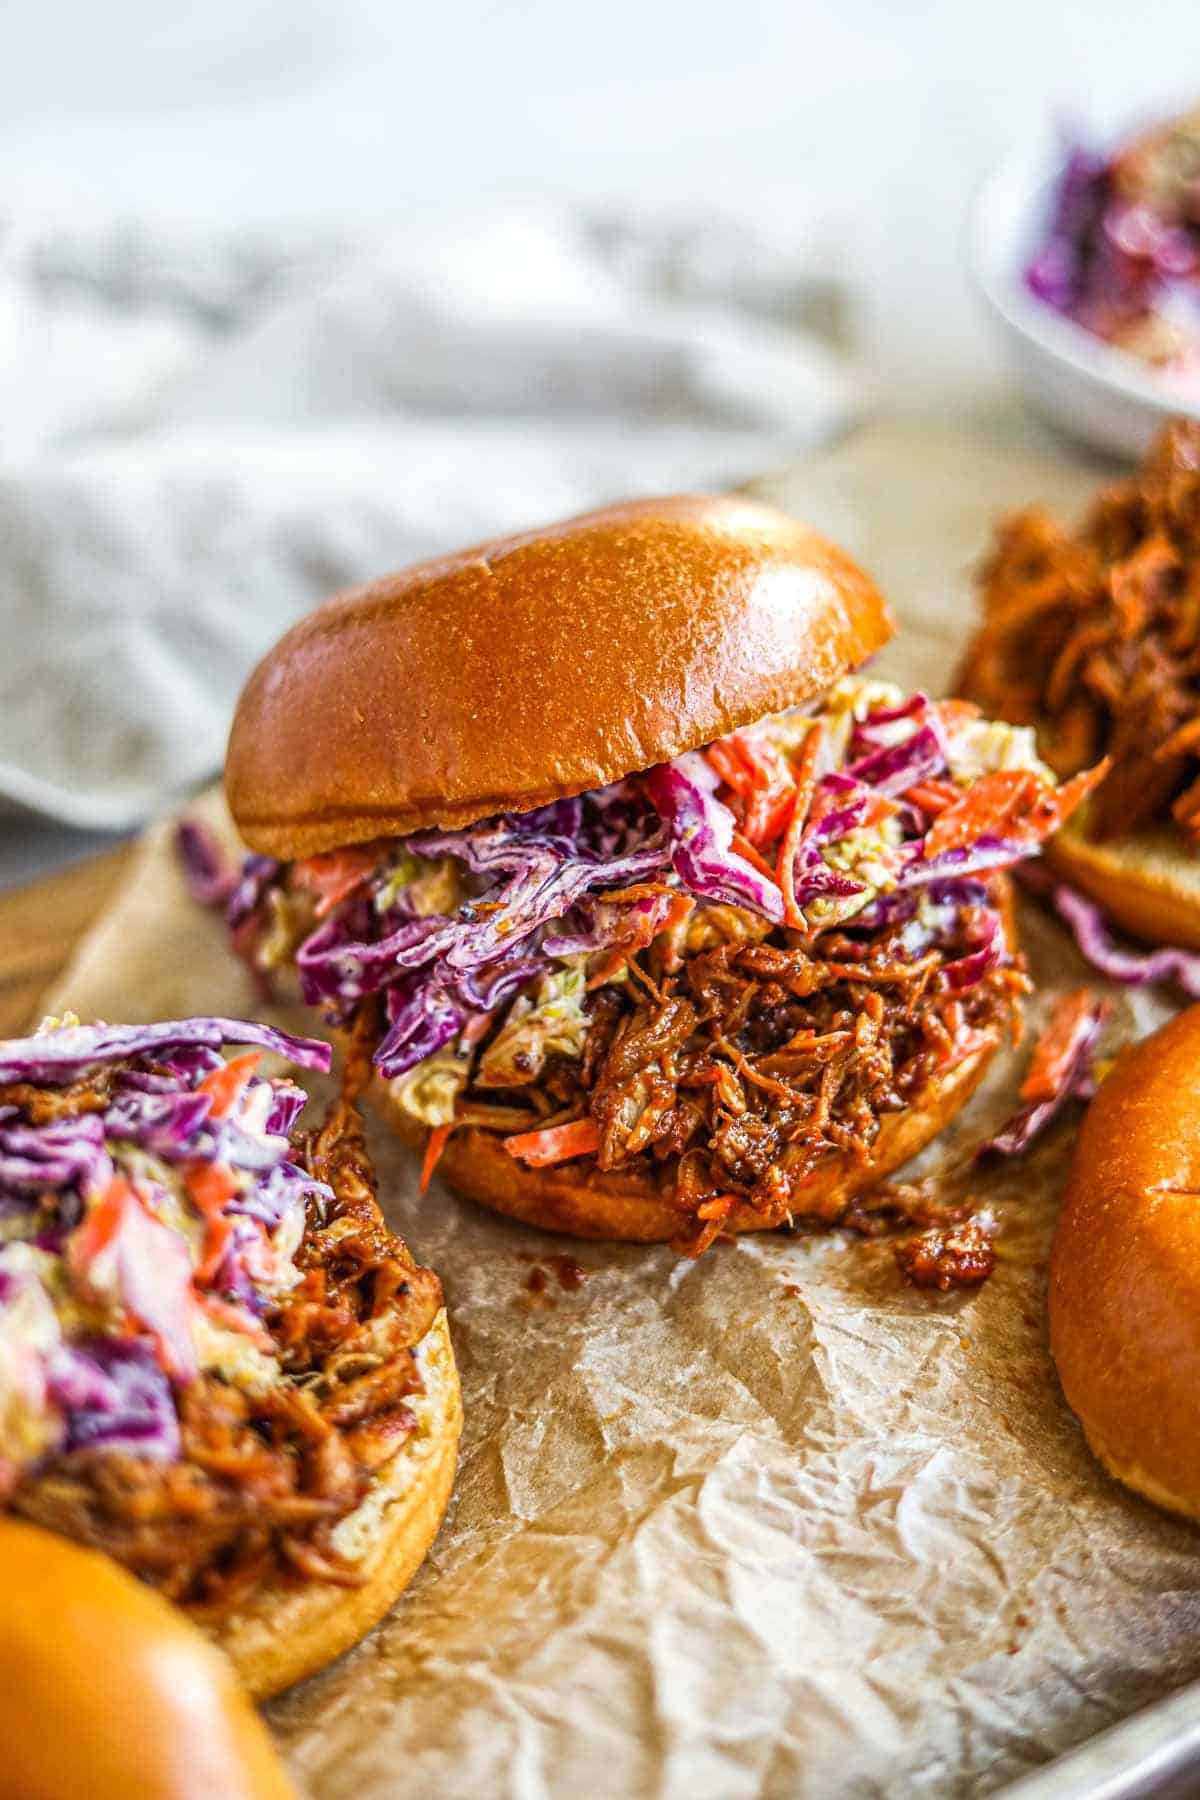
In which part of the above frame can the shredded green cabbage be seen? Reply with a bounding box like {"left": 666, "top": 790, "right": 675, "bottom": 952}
{"left": 477, "top": 959, "right": 591, "bottom": 1089}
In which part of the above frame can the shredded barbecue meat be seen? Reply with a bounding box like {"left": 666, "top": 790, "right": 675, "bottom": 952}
{"left": 894, "top": 1217, "right": 997, "bottom": 1291}
{"left": 956, "top": 418, "right": 1200, "bottom": 843}
{"left": 379, "top": 898, "right": 1026, "bottom": 1257}
{"left": 13, "top": 1083, "right": 442, "bottom": 1614}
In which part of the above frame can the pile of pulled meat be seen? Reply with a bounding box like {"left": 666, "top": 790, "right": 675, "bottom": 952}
{"left": 515, "top": 918, "right": 1024, "bottom": 1257}
{"left": 957, "top": 417, "right": 1200, "bottom": 845}
{"left": 224, "top": 678, "right": 1097, "bottom": 1256}
{"left": 4, "top": 1020, "right": 442, "bottom": 1614}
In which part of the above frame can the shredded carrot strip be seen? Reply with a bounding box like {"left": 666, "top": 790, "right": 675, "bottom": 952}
{"left": 292, "top": 843, "right": 382, "bottom": 918}
{"left": 858, "top": 792, "right": 901, "bottom": 830}
{"left": 599, "top": 882, "right": 676, "bottom": 905}
{"left": 197, "top": 1293, "right": 275, "bottom": 1349}
{"left": 903, "top": 778, "right": 961, "bottom": 816}
{"left": 924, "top": 758, "right": 1109, "bottom": 857}
{"left": 1021, "top": 990, "right": 1099, "bottom": 1103}
{"left": 420, "top": 1124, "right": 452, "bottom": 1194}
{"left": 696, "top": 1194, "right": 736, "bottom": 1221}
{"left": 503, "top": 1117, "right": 600, "bottom": 1167}
{"left": 925, "top": 770, "right": 1040, "bottom": 857}
{"left": 736, "top": 735, "right": 795, "bottom": 837}
{"left": 196, "top": 1051, "right": 261, "bottom": 1120}
{"left": 68, "top": 1175, "right": 133, "bottom": 1281}
{"left": 732, "top": 831, "right": 778, "bottom": 879}
{"left": 661, "top": 893, "right": 694, "bottom": 933}
{"left": 736, "top": 736, "right": 798, "bottom": 843}
{"left": 776, "top": 724, "right": 824, "bottom": 928}
{"left": 183, "top": 1161, "right": 239, "bottom": 1282}
{"left": 1017, "top": 759, "right": 1111, "bottom": 843}
{"left": 934, "top": 699, "right": 982, "bottom": 731}
{"left": 707, "top": 731, "right": 799, "bottom": 844}
{"left": 704, "top": 741, "right": 750, "bottom": 795}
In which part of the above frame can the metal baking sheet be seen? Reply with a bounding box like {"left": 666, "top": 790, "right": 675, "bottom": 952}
{"left": 999, "top": 1680, "right": 1200, "bottom": 1799}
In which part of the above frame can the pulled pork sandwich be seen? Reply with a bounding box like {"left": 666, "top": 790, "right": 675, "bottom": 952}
{"left": 225, "top": 496, "right": 1099, "bottom": 1253}
{"left": 957, "top": 419, "right": 1200, "bottom": 976}
{"left": 0, "top": 1016, "right": 461, "bottom": 1698}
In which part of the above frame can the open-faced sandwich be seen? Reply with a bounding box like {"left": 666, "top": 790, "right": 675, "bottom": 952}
{"left": 0, "top": 1015, "right": 461, "bottom": 1698}
{"left": 957, "top": 418, "right": 1200, "bottom": 990}
{"left": 223, "top": 496, "right": 1100, "bottom": 1253}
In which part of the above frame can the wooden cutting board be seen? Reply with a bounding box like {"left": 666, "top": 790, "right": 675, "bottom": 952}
{"left": 0, "top": 846, "right": 134, "bottom": 1036}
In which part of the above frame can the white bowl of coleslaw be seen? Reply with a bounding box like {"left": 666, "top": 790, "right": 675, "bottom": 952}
{"left": 970, "top": 114, "right": 1200, "bottom": 461}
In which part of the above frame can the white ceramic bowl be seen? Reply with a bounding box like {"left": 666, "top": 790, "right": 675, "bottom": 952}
{"left": 970, "top": 142, "right": 1200, "bottom": 461}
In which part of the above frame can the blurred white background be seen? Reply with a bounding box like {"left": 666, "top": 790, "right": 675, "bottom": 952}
{"left": 0, "top": 0, "right": 1198, "bottom": 885}
{"left": 0, "top": 0, "right": 1194, "bottom": 399}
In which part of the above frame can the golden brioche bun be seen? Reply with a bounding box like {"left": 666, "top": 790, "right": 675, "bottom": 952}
{"left": 1048, "top": 818, "right": 1200, "bottom": 954}
{"left": 1049, "top": 1005, "right": 1200, "bottom": 1520}
{"left": 226, "top": 495, "right": 893, "bottom": 857}
{"left": 213, "top": 1309, "right": 461, "bottom": 1698}
{"left": 377, "top": 1044, "right": 999, "bottom": 1243}
{"left": 0, "top": 1518, "right": 294, "bottom": 1800}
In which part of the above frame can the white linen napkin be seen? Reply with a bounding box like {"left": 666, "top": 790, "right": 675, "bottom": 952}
{"left": 0, "top": 201, "right": 862, "bottom": 827}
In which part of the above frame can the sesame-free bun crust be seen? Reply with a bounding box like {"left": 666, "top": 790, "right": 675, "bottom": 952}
{"left": 213, "top": 1309, "right": 461, "bottom": 1699}
{"left": 227, "top": 496, "right": 893, "bottom": 858}
{"left": 0, "top": 1518, "right": 295, "bottom": 1799}
{"left": 376, "top": 1046, "right": 998, "bottom": 1243}
{"left": 1049, "top": 1006, "right": 1200, "bottom": 1522}
{"left": 1048, "top": 819, "right": 1200, "bottom": 953}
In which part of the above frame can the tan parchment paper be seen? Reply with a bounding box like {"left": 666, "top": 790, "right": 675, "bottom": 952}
{"left": 41, "top": 417, "right": 1200, "bottom": 1798}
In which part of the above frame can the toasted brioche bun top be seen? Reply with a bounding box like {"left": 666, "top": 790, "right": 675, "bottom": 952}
{"left": 227, "top": 495, "right": 893, "bottom": 858}
{"left": 1049, "top": 1005, "right": 1200, "bottom": 1521}
{"left": 0, "top": 1519, "right": 294, "bottom": 1799}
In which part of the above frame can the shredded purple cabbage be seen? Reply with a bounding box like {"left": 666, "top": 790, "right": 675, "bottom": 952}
{"left": 942, "top": 907, "right": 1006, "bottom": 992}
{"left": 297, "top": 798, "right": 670, "bottom": 1078}
{"left": 0, "top": 1113, "right": 113, "bottom": 1195}
{"left": 0, "top": 1016, "right": 331, "bottom": 1085}
{"left": 899, "top": 836, "right": 1031, "bottom": 887}
{"left": 221, "top": 688, "right": 1067, "bottom": 1085}
{"left": 645, "top": 755, "right": 785, "bottom": 922}
{"left": 376, "top": 977, "right": 468, "bottom": 1079}
{"left": 848, "top": 692, "right": 930, "bottom": 747}
{"left": 1050, "top": 883, "right": 1200, "bottom": 999}
{"left": 1026, "top": 147, "right": 1111, "bottom": 316}
{"left": 845, "top": 717, "right": 947, "bottom": 797}
{"left": 543, "top": 893, "right": 673, "bottom": 958}
{"left": 54, "top": 1339, "right": 181, "bottom": 1462}
{"left": 175, "top": 819, "right": 238, "bottom": 909}
{"left": 227, "top": 855, "right": 283, "bottom": 930}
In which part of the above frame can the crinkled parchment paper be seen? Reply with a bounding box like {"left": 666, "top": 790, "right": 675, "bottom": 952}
{"left": 41, "top": 418, "right": 1200, "bottom": 1797}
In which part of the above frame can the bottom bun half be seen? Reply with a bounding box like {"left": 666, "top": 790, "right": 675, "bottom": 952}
{"left": 1049, "top": 820, "right": 1200, "bottom": 953}
{"left": 212, "top": 1310, "right": 462, "bottom": 1699}
{"left": 375, "top": 1045, "right": 999, "bottom": 1244}
{"left": 1049, "top": 1006, "right": 1200, "bottom": 1522}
